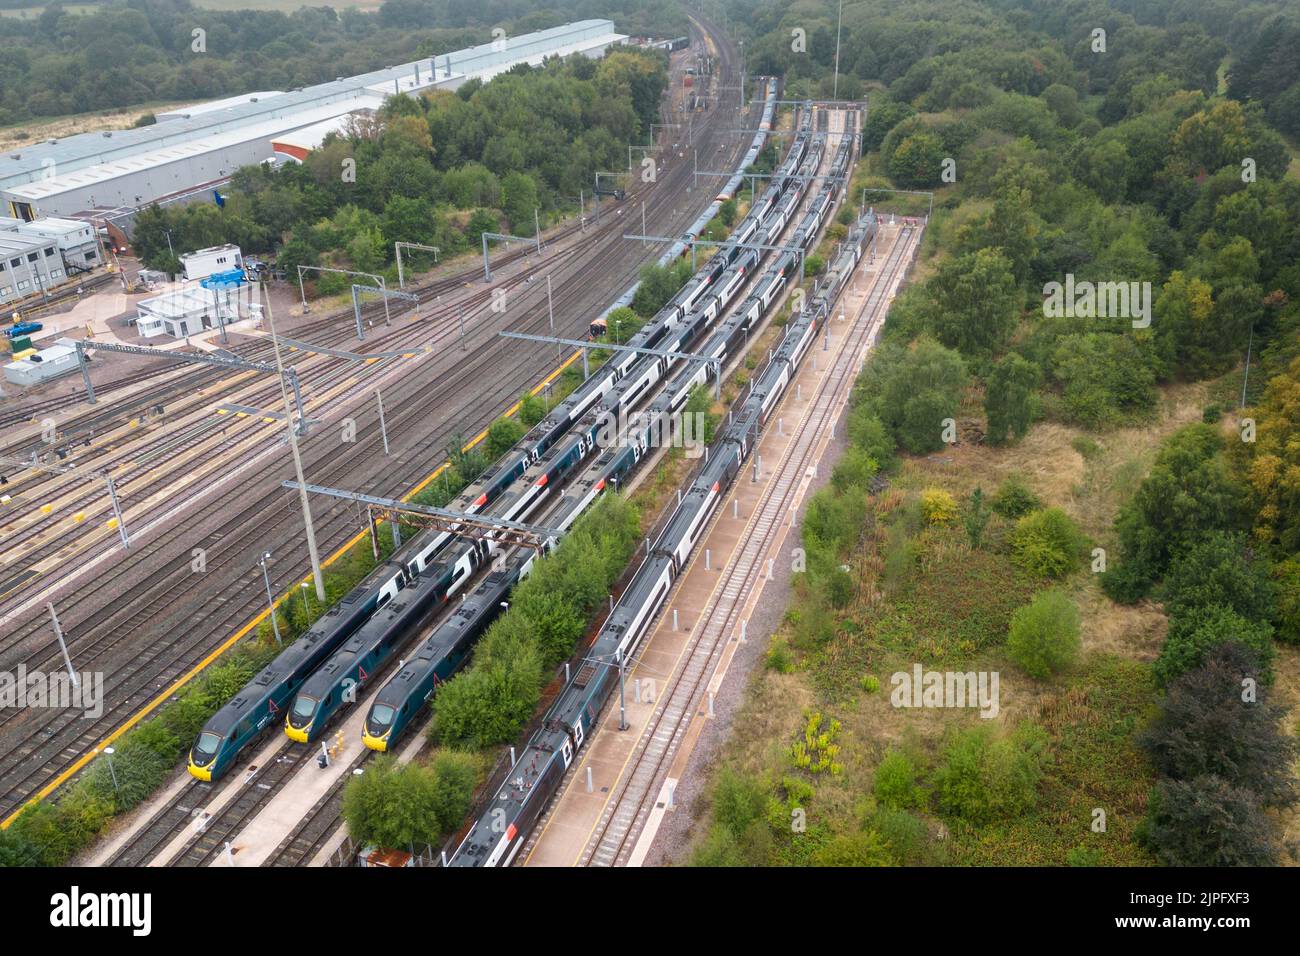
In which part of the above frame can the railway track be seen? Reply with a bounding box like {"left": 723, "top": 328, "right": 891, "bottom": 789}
{"left": 0, "top": 24, "right": 751, "bottom": 825}
{"left": 574, "top": 229, "right": 915, "bottom": 867}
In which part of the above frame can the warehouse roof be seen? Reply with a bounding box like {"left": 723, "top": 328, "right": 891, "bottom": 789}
{"left": 0, "top": 20, "right": 617, "bottom": 192}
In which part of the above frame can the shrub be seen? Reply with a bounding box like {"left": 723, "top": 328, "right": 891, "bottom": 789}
{"left": 812, "top": 830, "right": 892, "bottom": 866}
{"left": 846, "top": 404, "right": 896, "bottom": 470}
{"left": 1153, "top": 604, "right": 1275, "bottom": 687}
{"left": 1142, "top": 641, "right": 1296, "bottom": 804}
{"left": 873, "top": 808, "right": 930, "bottom": 864}
{"left": 873, "top": 749, "right": 925, "bottom": 810}
{"left": 1201, "top": 402, "right": 1223, "bottom": 424}
{"left": 518, "top": 391, "right": 547, "bottom": 427}
{"left": 765, "top": 637, "right": 795, "bottom": 673}
{"left": 990, "top": 474, "right": 1040, "bottom": 518}
{"left": 1066, "top": 844, "right": 1102, "bottom": 866}
{"left": 1007, "top": 589, "right": 1081, "bottom": 678}
{"left": 485, "top": 416, "right": 525, "bottom": 458}
{"left": 920, "top": 488, "right": 958, "bottom": 525}
{"left": 933, "top": 724, "right": 1049, "bottom": 824}
{"left": 342, "top": 756, "right": 450, "bottom": 850}
{"left": 1274, "top": 558, "right": 1300, "bottom": 645}
{"left": 1010, "top": 508, "right": 1086, "bottom": 578}
{"left": 1143, "top": 776, "right": 1279, "bottom": 866}
{"left": 1160, "top": 532, "right": 1276, "bottom": 623}
{"left": 712, "top": 768, "right": 768, "bottom": 839}
{"left": 1106, "top": 424, "right": 1244, "bottom": 600}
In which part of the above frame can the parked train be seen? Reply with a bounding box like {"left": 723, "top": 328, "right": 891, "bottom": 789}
{"left": 594, "top": 78, "right": 780, "bottom": 329}
{"left": 447, "top": 135, "right": 872, "bottom": 868}
{"left": 360, "top": 110, "right": 822, "bottom": 753}
{"left": 188, "top": 84, "right": 799, "bottom": 780}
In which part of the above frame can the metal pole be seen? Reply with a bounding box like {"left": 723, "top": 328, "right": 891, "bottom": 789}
{"left": 1241, "top": 323, "right": 1255, "bottom": 408}
{"left": 76, "top": 341, "right": 95, "bottom": 404}
{"left": 260, "top": 556, "right": 282, "bottom": 645}
{"left": 287, "top": 369, "right": 307, "bottom": 437}
{"left": 262, "top": 283, "right": 325, "bottom": 601}
{"left": 351, "top": 285, "right": 365, "bottom": 342}
{"left": 458, "top": 305, "right": 466, "bottom": 352}
{"left": 47, "top": 603, "right": 79, "bottom": 688}
{"left": 546, "top": 275, "right": 558, "bottom": 357}
{"left": 297, "top": 267, "right": 307, "bottom": 311}
{"left": 104, "top": 474, "right": 129, "bottom": 548}
{"left": 534, "top": 208, "right": 541, "bottom": 249}
{"left": 641, "top": 202, "right": 647, "bottom": 247}
{"left": 379, "top": 276, "right": 391, "bottom": 327}
{"left": 376, "top": 389, "right": 390, "bottom": 455}
{"left": 618, "top": 657, "right": 627, "bottom": 731}
{"left": 482, "top": 233, "right": 491, "bottom": 283}
{"left": 579, "top": 191, "right": 585, "bottom": 230}
{"left": 833, "top": 0, "right": 843, "bottom": 100}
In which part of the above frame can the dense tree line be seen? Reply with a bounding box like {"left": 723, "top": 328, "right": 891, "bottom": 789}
{"left": 0, "top": 0, "right": 685, "bottom": 124}
{"left": 711, "top": 0, "right": 1300, "bottom": 867}
{"left": 130, "top": 47, "right": 667, "bottom": 281}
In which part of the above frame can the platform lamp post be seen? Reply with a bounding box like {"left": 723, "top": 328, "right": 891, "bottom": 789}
{"left": 101, "top": 746, "right": 119, "bottom": 791}
{"left": 300, "top": 580, "right": 310, "bottom": 618}
{"left": 258, "top": 551, "right": 282, "bottom": 645}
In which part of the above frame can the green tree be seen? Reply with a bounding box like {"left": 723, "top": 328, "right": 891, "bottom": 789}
{"left": 855, "top": 336, "right": 968, "bottom": 454}
{"left": 922, "top": 248, "right": 1021, "bottom": 357}
{"left": 1007, "top": 589, "right": 1082, "bottom": 678}
{"left": 984, "top": 353, "right": 1041, "bottom": 445}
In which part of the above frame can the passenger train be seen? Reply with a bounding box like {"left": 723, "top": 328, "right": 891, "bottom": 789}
{"left": 447, "top": 131, "right": 873, "bottom": 867}
{"left": 187, "top": 82, "right": 797, "bottom": 780}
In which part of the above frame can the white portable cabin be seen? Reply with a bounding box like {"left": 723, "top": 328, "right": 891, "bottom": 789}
{"left": 179, "top": 244, "right": 242, "bottom": 282}
{"left": 3, "top": 342, "right": 78, "bottom": 386}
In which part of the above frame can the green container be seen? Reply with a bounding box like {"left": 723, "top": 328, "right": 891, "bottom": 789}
{"left": 10, "top": 335, "right": 32, "bottom": 352}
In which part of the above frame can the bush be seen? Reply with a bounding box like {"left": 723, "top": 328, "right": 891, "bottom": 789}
{"left": 1153, "top": 604, "right": 1275, "bottom": 687}
{"left": 518, "top": 391, "right": 547, "bottom": 427}
{"left": 485, "top": 416, "right": 525, "bottom": 459}
{"left": 1143, "top": 776, "right": 1279, "bottom": 866}
{"left": 933, "top": 724, "right": 1049, "bottom": 824}
{"left": 990, "top": 474, "right": 1040, "bottom": 518}
{"left": 854, "top": 336, "right": 967, "bottom": 455}
{"left": 812, "top": 830, "right": 892, "bottom": 866}
{"left": 765, "top": 637, "right": 795, "bottom": 673}
{"left": 1142, "top": 641, "right": 1296, "bottom": 804}
{"left": 1066, "top": 844, "right": 1102, "bottom": 866}
{"left": 1160, "top": 531, "right": 1276, "bottom": 623}
{"left": 431, "top": 495, "right": 641, "bottom": 748}
{"left": 873, "top": 808, "right": 931, "bottom": 864}
{"left": 873, "top": 749, "right": 925, "bottom": 810}
{"left": 1007, "top": 589, "right": 1081, "bottom": 678}
{"left": 342, "top": 755, "right": 461, "bottom": 850}
{"left": 1010, "top": 508, "right": 1087, "bottom": 578}
{"left": 1106, "top": 424, "right": 1244, "bottom": 600}
{"left": 919, "top": 488, "right": 958, "bottom": 525}
{"left": 712, "top": 768, "right": 768, "bottom": 839}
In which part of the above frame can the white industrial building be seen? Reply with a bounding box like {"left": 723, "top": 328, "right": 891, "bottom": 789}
{"left": 0, "top": 21, "right": 627, "bottom": 222}
{"left": 0, "top": 216, "right": 102, "bottom": 307}
{"left": 135, "top": 282, "right": 254, "bottom": 339}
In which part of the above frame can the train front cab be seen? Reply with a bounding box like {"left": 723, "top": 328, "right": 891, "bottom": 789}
{"left": 285, "top": 694, "right": 319, "bottom": 743}
{"left": 187, "top": 731, "right": 223, "bottom": 781}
